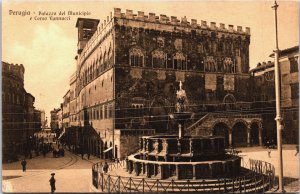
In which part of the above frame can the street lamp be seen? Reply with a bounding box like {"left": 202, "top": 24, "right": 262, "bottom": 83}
{"left": 272, "top": 0, "right": 284, "bottom": 192}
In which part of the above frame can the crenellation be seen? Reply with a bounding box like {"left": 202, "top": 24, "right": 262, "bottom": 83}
{"left": 138, "top": 11, "right": 145, "bottom": 21}
{"left": 245, "top": 27, "right": 250, "bottom": 34}
{"left": 191, "top": 19, "right": 197, "bottom": 28}
{"left": 201, "top": 20, "right": 207, "bottom": 28}
{"left": 114, "top": 8, "right": 121, "bottom": 18}
{"left": 149, "top": 13, "right": 156, "bottom": 22}
{"left": 210, "top": 22, "right": 216, "bottom": 29}
{"left": 237, "top": 26, "right": 242, "bottom": 32}
{"left": 126, "top": 9, "right": 134, "bottom": 19}
{"left": 113, "top": 8, "right": 249, "bottom": 35}
{"left": 160, "top": 14, "right": 167, "bottom": 24}
{"left": 181, "top": 16, "right": 188, "bottom": 25}
{"left": 219, "top": 23, "right": 225, "bottom": 30}
{"left": 171, "top": 16, "right": 178, "bottom": 25}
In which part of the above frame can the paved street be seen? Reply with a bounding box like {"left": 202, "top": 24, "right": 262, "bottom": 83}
{"left": 2, "top": 145, "right": 299, "bottom": 193}
{"left": 2, "top": 147, "right": 103, "bottom": 193}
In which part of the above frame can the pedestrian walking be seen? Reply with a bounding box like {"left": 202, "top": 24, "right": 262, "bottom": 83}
{"left": 21, "top": 159, "right": 27, "bottom": 172}
{"left": 49, "top": 173, "right": 56, "bottom": 193}
{"left": 87, "top": 153, "right": 90, "bottom": 160}
{"left": 103, "top": 161, "right": 109, "bottom": 174}
{"left": 295, "top": 145, "right": 299, "bottom": 156}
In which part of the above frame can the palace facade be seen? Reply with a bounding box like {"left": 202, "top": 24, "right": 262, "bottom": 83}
{"left": 57, "top": 8, "right": 298, "bottom": 159}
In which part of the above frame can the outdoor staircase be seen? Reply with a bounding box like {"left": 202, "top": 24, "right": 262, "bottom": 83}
{"left": 186, "top": 112, "right": 263, "bottom": 136}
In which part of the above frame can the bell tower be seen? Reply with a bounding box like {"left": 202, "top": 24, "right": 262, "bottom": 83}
{"left": 75, "top": 18, "right": 100, "bottom": 54}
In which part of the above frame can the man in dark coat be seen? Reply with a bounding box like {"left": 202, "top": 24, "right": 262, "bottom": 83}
{"left": 49, "top": 173, "right": 56, "bottom": 193}
{"left": 21, "top": 159, "right": 27, "bottom": 172}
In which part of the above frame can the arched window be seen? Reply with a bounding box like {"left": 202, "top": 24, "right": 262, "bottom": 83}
{"left": 129, "top": 47, "right": 144, "bottom": 67}
{"left": 173, "top": 52, "right": 186, "bottom": 70}
{"left": 152, "top": 50, "right": 166, "bottom": 68}
{"left": 205, "top": 56, "right": 217, "bottom": 72}
{"left": 223, "top": 57, "right": 235, "bottom": 73}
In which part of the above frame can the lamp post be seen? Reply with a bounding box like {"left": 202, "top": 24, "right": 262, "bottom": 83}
{"left": 272, "top": 0, "right": 284, "bottom": 192}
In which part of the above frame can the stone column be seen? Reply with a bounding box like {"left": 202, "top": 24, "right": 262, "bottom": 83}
{"left": 176, "top": 164, "right": 180, "bottom": 180}
{"left": 192, "top": 164, "right": 197, "bottom": 180}
{"left": 209, "top": 163, "right": 213, "bottom": 178}
{"left": 146, "top": 163, "right": 150, "bottom": 178}
{"left": 159, "top": 164, "right": 164, "bottom": 179}
{"left": 259, "top": 125, "right": 263, "bottom": 146}
{"left": 178, "top": 124, "right": 182, "bottom": 138}
{"left": 228, "top": 130, "right": 232, "bottom": 146}
{"left": 247, "top": 126, "right": 251, "bottom": 147}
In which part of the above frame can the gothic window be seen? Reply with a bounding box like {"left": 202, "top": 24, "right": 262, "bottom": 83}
{"left": 152, "top": 50, "right": 166, "bottom": 68}
{"left": 103, "top": 51, "right": 107, "bottom": 70}
{"left": 100, "top": 106, "right": 103, "bottom": 119}
{"left": 173, "top": 52, "right": 186, "bottom": 70}
{"left": 129, "top": 47, "right": 144, "bottom": 67}
{"left": 205, "top": 56, "right": 217, "bottom": 72}
{"left": 104, "top": 105, "right": 108, "bottom": 119}
{"left": 223, "top": 57, "right": 235, "bottom": 73}
{"left": 289, "top": 56, "right": 299, "bottom": 73}
{"left": 291, "top": 83, "right": 299, "bottom": 99}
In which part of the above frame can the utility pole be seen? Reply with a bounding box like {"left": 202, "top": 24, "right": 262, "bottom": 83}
{"left": 272, "top": 0, "right": 284, "bottom": 192}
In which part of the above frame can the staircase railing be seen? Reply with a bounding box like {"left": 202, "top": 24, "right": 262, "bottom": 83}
{"left": 186, "top": 113, "right": 211, "bottom": 133}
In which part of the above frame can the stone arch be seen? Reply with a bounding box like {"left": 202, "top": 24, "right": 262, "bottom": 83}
{"left": 212, "top": 122, "right": 230, "bottom": 147}
{"left": 232, "top": 121, "right": 248, "bottom": 147}
{"left": 222, "top": 94, "right": 236, "bottom": 110}
{"left": 250, "top": 119, "right": 263, "bottom": 146}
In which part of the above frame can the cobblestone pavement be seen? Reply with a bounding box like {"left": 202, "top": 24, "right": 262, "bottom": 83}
{"left": 2, "top": 144, "right": 299, "bottom": 193}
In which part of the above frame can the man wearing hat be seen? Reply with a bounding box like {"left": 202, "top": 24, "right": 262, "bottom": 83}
{"left": 49, "top": 173, "right": 56, "bottom": 193}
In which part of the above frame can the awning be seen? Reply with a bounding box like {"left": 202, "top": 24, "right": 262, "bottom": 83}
{"left": 103, "top": 147, "right": 113, "bottom": 153}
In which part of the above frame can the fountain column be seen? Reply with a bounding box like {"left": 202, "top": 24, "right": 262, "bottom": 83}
{"left": 228, "top": 129, "right": 233, "bottom": 146}
{"left": 192, "top": 164, "right": 197, "bottom": 180}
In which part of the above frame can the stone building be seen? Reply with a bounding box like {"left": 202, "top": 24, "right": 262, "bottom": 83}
{"left": 50, "top": 108, "right": 61, "bottom": 132}
{"left": 250, "top": 46, "right": 299, "bottom": 144}
{"left": 2, "top": 61, "right": 40, "bottom": 161}
{"left": 59, "top": 8, "right": 271, "bottom": 160}
{"left": 62, "top": 90, "right": 70, "bottom": 129}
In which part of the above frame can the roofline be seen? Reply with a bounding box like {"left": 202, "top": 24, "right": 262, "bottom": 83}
{"left": 269, "top": 45, "right": 299, "bottom": 58}
{"left": 76, "top": 18, "right": 100, "bottom": 28}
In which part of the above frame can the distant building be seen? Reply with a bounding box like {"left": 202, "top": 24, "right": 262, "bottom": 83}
{"left": 2, "top": 61, "right": 40, "bottom": 162}
{"left": 50, "top": 108, "right": 61, "bottom": 132}
{"left": 250, "top": 45, "right": 299, "bottom": 144}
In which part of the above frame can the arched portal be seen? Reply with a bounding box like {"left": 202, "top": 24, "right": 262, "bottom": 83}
{"left": 213, "top": 122, "right": 230, "bottom": 147}
{"left": 250, "top": 122, "right": 259, "bottom": 145}
{"left": 222, "top": 94, "right": 236, "bottom": 110}
{"left": 232, "top": 122, "right": 248, "bottom": 147}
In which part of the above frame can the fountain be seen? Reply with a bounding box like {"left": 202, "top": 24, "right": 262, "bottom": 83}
{"left": 126, "top": 81, "right": 241, "bottom": 179}
{"left": 91, "top": 82, "right": 276, "bottom": 193}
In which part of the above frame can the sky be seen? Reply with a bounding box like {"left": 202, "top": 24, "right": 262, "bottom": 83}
{"left": 2, "top": 0, "right": 299, "bottom": 124}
